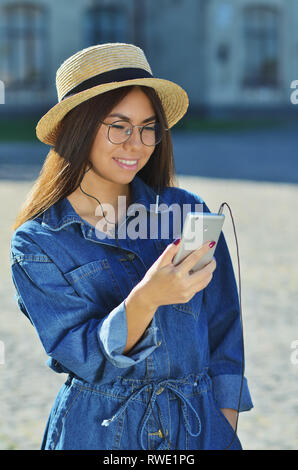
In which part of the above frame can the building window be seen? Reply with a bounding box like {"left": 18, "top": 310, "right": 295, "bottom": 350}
{"left": 0, "top": 2, "right": 48, "bottom": 90}
{"left": 243, "top": 6, "right": 280, "bottom": 88}
{"left": 84, "top": 5, "right": 128, "bottom": 46}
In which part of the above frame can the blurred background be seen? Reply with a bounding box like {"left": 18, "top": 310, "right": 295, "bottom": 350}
{"left": 0, "top": 0, "right": 298, "bottom": 450}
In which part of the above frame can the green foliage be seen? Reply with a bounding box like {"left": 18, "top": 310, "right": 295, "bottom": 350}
{"left": 0, "top": 118, "right": 38, "bottom": 142}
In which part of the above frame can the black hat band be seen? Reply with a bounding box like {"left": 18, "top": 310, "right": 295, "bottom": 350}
{"left": 61, "top": 67, "right": 153, "bottom": 100}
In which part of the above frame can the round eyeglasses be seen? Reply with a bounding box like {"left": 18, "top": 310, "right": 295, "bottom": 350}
{"left": 99, "top": 120, "right": 168, "bottom": 146}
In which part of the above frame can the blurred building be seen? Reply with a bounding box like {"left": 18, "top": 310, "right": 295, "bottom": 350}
{"left": 0, "top": 0, "right": 298, "bottom": 118}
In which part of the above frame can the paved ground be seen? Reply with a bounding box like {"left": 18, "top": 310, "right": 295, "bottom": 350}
{"left": 1, "top": 129, "right": 298, "bottom": 450}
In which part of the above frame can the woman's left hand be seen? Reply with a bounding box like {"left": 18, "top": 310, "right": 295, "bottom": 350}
{"left": 220, "top": 408, "right": 238, "bottom": 431}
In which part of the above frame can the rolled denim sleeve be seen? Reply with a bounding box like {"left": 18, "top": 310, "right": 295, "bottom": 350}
{"left": 98, "top": 300, "right": 159, "bottom": 367}
{"left": 191, "top": 196, "right": 253, "bottom": 412}
{"left": 10, "top": 233, "right": 159, "bottom": 383}
{"left": 212, "top": 374, "right": 252, "bottom": 411}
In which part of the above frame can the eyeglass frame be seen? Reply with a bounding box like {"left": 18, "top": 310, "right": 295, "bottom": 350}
{"left": 98, "top": 119, "right": 169, "bottom": 147}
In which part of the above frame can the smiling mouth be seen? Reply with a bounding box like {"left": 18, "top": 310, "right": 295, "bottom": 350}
{"left": 113, "top": 157, "right": 139, "bottom": 167}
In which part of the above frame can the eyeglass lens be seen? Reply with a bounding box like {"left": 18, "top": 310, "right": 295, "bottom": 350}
{"left": 108, "top": 121, "right": 162, "bottom": 146}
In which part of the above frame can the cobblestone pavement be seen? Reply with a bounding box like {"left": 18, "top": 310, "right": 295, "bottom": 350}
{"left": 1, "top": 175, "right": 298, "bottom": 450}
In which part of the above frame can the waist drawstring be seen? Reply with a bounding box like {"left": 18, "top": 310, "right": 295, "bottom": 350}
{"left": 101, "top": 379, "right": 202, "bottom": 450}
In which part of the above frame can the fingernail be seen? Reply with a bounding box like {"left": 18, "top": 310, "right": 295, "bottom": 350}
{"left": 209, "top": 241, "right": 216, "bottom": 248}
{"left": 173, "top": 238, "right": 181, "bottom": 245}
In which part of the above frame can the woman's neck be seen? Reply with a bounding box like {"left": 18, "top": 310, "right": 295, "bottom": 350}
{"left": 67, "top": 167, "right": 132, "bottom": 227}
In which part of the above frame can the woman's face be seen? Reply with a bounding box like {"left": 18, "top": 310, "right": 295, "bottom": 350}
{"left": 89, "top": 87, "right": 156, "bottom": 185}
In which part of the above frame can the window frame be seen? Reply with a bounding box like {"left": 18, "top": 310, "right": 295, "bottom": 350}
{"left": 242, "top": 5, "right": 281, "bottom": 89}
{"left": 84, "top": 4, "right": 128, "bottom": 46}
{"left": 1, "top": 2, "right": 49, "bottom": 90}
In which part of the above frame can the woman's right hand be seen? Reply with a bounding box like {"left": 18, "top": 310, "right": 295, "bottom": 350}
{"left": 137, "top": 239, "right": 217, "bottom": 309}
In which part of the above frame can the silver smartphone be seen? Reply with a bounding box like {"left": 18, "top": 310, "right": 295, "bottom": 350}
{"left": 173, "top": 212, "right": 225, "bottom": 273}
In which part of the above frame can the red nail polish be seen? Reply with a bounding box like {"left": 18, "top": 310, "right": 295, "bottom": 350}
{"left": 209, "top": 241, "right": 216, "bottom": 248}
{"left": 174, "top": 238, "right": 181, "bottom": 245}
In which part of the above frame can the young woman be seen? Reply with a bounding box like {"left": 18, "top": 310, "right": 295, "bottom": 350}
{"left": 10, "top": 43, "right": 253, "bottom": 450}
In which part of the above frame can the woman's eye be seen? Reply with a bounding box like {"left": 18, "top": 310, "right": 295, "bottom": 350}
{"left": 111, "top": 124, "right": 124, "bottom": 129}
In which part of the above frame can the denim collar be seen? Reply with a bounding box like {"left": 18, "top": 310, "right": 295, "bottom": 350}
{"left": 41, "top": 174, "right": 169, "bottom": 232}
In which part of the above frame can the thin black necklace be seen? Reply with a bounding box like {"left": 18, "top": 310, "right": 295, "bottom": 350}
{"left": 79, "top": 182, "right": 117, "bottom": 225}
{"left": 78, "top": 162, "right": 118, "bottom": 226}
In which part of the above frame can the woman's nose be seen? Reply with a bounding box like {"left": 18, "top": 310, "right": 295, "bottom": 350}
{"left": 124, "top": 126, "right": 143, "bottom": 149}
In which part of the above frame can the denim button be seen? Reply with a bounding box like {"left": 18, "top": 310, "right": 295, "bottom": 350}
{"left": 156, "top": 387, "right": 164, "bottom": 395}
{"left": 149, "top": 429, "right": 164, "bottom": 438}
{"left": 127, "top": 253, "right": 135, "bottom": 260}
{"left": 157, "top": 341, "right": 162, "bottom": 347}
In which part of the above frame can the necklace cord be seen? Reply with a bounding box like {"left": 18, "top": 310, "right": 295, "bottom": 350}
{"left": 79, "top": 162, "right": 118, "bottom": 225}
{"left": 218, "top": 202, "right": 244, "bottom": 450}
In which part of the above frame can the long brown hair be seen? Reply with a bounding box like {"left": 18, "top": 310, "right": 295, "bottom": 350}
{"left": 12, "top": 85, "right": 178, "bottom": 231}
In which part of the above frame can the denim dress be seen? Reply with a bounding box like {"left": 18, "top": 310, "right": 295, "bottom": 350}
{"left": 10, "top": 174, "right": 253, "bottom": 450}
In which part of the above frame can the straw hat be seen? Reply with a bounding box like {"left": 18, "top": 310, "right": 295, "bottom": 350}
{"left": 36, "top": 43, "right": 189, "bottom": 146}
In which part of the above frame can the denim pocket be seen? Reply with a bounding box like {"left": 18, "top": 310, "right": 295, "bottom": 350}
{"left": 64, "top": 259, "right": 123, "bottom": 312}
{"left": 209, "top": 392, "right": 242, "bottom": 450}
{"left": 173, "top": 291, "right": 203, "bottom": 320}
